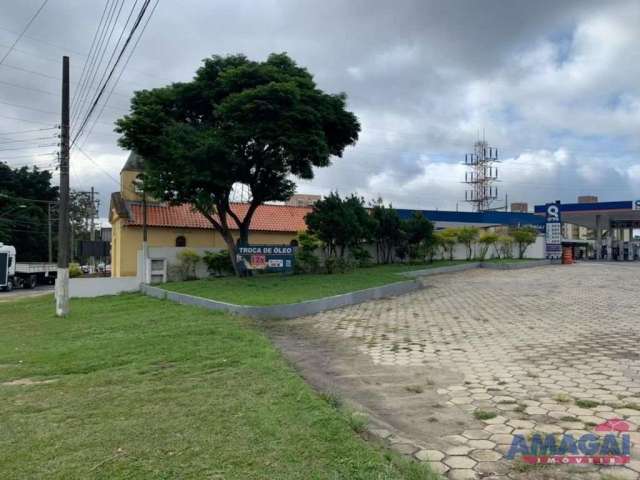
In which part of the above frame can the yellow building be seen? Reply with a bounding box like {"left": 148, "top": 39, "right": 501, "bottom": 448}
{"left": 109, "top": 153, "right": 311, "bottom": 277}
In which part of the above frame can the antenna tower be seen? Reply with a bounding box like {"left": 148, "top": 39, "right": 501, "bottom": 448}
{"left": 463, "top": 136, "right": 499, "bottom": 212}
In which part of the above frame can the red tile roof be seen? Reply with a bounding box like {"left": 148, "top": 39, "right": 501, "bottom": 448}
{"left": 126, "top": 202, "right": 311, "bottom": 233}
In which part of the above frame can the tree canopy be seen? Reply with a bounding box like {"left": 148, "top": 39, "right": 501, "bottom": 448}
{"left": 0, "top": 163, "right": 58, "bottom": 261}
{"left": 116, "top": 52, "right": 360, "bottom": 275}
{"left": 305, "top": 192, "right": 373, "bottom": 257}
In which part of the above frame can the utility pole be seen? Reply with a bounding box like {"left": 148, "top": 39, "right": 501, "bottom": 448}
{"left": 142, "top": 186, "right": 148, "bottom": 283}
{"left": 56, "top": 55, "right": 70, "bottom": 317}
{"left": 48, "top": 202, "right": 53, "bottom": 263}
{"left": 90, "top": 186, "right": 95, "bottom": 273}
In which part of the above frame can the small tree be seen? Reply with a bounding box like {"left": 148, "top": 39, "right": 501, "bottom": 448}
{"left": 438, "top": 229, "right": 458, "bottom": 261}
{"left": 305, "top": 192, "right": 373, "bottom": 257}
{"left": 294, "top": 231, "right": 321, "bottom": 274}
{"left": 456, "top": 226, "right": 479, "bottom": 260}
{"left": 478, "top": 232, "right": 499, "bottom": 260}
{"left": 402, "top": 211, "right": 434, "bottom": 262}
{"left": 497, "top": 236, "right": 514, "bottom": 259}
{"left": 510, "top": 226, "right": 538, "bottom": 259}
{"left": 203, "top": 250, "right": 234, "bottom": 276}
{"left": 424, "top": 233, "right": 441, "bottom": 263}
{"left": 176, "top": 249, "right": 201, "bottom": 280}
{"left": 370, "top": 201, "right": 404, "bottom": 264}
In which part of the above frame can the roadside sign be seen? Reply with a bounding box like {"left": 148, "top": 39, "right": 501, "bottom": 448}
{"left": 634, "top": 200, "right": 640, "bottom": 210}
{"left": 237, "top": 244, "right": 295, "bottom": 273}
{"left": 544, "top": 202, "right": 562, "bottom": 259}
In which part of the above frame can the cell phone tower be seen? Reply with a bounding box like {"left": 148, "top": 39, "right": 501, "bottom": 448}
{"left": 463, "top": 134, "right": 499, "bottom": 212}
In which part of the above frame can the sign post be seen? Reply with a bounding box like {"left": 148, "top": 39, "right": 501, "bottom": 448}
{"left": 545, "top": 202, "right": 562, "bottom": 260}
{"left": 236, "top": 245, "right": 296, "bottom": 274}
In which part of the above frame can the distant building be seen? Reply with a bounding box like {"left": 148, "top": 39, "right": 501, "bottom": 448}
{"left": 109, "top": 152, "right": 310, "bottom": 277}
{"left": 578, "top": 195, "right": 598, "bottom": 203}
{"left": 510, "top": 202, "right": 529, "bottom": 213}
{"left": 286, "top": 194, "right": 321, "bottom": 207}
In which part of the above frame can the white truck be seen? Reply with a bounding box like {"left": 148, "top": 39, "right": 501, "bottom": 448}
{"left": 0, "top": 243, "right": 57, "bottom": 291}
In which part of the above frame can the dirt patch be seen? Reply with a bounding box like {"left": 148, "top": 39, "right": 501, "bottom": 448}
{"left": 2, "top": 378, "right": 57, "bottom": 386}
{"left": 264, "top": 319, "right": 480, "bottom": 451}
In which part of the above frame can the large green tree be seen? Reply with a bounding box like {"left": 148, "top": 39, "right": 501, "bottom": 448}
{"left": 0, "top": 163, "right": 58, "bottom": 261}
{"left": 116, "top": 53, "right": 360, "bottom": 275}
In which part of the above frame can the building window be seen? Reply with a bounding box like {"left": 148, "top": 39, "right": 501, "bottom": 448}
{"left": 175, "top": 236, "right": 187, "bottom": 247}
{"left": 289, "top": 239, "right": 299, "bottom": 247}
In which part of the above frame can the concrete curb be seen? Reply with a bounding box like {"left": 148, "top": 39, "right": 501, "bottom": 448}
{"left": 141, "top": 279, "right": 423, "bottom": 320}
{"left": 400, "top": 259, "right": 550, "bottom": 277}
{"left": 480, "top": 259, "right": 551, "bottom": 270}
{"left": 399, "top": 262, "right": 481, "bottom": 277}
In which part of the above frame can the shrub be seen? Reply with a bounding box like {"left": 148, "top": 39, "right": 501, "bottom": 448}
{"left": 478, "top": 232, "right": 499, "bottom": 260}
{"left": 294, "top": 231, "right": 321, "bottom": 274}
{"left": 203, "top": 250, "right": 234, "bottom": 277}
{"left": 351, "top": 246, "right": 372, "bottom": 267}
{"left": 497, "top": 236, "right": 514, "bottom": 259}
{"left": 175, "top": 249, "right": 201, "bottom": 280}
{"left": 437, "top": 229, "right": 458, "bottom": 261}
{"left": 510, "top": 226, "right": 538, "bottom": 259}
{"left": 324, "top": 255, "right": 355, "bottom": 274}
{"left": 456, "top": 226, "right": 479, "bottom": 260}
{"left": 69, "top": 262, "right": 82, "bottom": 278}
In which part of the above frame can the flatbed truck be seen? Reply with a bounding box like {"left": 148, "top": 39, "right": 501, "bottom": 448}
{"left": 0, "top": 243, "right": 57, "bottom": 291}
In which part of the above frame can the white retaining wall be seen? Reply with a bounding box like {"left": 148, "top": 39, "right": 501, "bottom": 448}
{"left": 70, "top": 276, "right": 140, "bottom": 298}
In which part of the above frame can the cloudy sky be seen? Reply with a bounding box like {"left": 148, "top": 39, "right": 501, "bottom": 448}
{"left": 1, "top": 0, "right": 639, "bottom": 221}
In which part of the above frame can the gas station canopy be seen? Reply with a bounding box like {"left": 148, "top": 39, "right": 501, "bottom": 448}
{"left": 534, "top": 200, "right": 640, "bottom": 229}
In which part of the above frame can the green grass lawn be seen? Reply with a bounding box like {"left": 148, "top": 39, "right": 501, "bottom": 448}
{"left": 163, "top": 258, "right": 540, "bottom": 306}
{"left": 0, "top": 295, "right": 438, "bottom": 480}
{"left": 163, "top": 261, "right": 470, "bottom": 306}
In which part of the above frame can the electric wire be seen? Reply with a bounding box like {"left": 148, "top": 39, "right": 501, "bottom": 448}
{"left": 0, "top": 0, "right": 50, "bottom": 66}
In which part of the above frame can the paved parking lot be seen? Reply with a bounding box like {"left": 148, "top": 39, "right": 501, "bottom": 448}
{"left": 269, "top": 263, "right": 640, "bottom": 479}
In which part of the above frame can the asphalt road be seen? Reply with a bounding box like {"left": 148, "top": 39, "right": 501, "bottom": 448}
{"left": 0, "top": 285, "right": 54, "bottom": 302}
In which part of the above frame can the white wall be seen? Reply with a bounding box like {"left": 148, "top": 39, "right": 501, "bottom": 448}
{"left": 435, "top": 235, "right": 545, "bottom": 260}
{"left": 70, "top": 277, "right": 139, "bottom": 298}
{"left": 137, "top": 247, "right": 224, "bottom": 281}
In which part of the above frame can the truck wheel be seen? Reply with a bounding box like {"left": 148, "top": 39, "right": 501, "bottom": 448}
{"left": 5, "top": 280, "right": 13, "bottom": 292}
{"left": 28, "top": 275, "right": 38, "bottom": 289}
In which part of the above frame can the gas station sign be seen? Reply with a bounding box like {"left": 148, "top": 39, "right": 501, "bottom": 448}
{"left": 634, "top": 200, "right": 640, "bottom": 210}
{"left": 545, "top": 202, "right": 562, "bottom": 260}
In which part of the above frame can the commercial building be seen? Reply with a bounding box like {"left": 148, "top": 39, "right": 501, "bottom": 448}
{"left": 534, "top": 199, "right": 640, "bottom": 261}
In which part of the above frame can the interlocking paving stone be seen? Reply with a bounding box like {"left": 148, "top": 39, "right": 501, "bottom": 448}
{"left": 290, "top": 264, "right": 640, "bottom": 479}
{"left": 415, "top": 449, "right": 445, "bottom": 462}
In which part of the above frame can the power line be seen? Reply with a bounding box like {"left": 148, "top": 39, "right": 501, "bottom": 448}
{"left": 74, "top": 0, "right": 142, "bottom": 140}
{"left": 75, "top": 146, "right": 120, "bottom": 185}
{"left": 0, "top": 126, "right": 57, "bottom": 136}
{"left": 0, "top": 113, "right": 56, "bottom": 126}
{"left": 0, "top": 26, "right": 172, "bottom": 83}
{"left": 72, "top": 0, "right": 157, "bottom": 147}
{"left": 0, "top": 151, "right": 57, "bottom": 161}
{"left": 0, "top": 143, "right": 58, "bottom": 152}
{"left": 0, "top": 79, "right": 129, "bottom": 111}
{"left": 0, "top": 136, "right": 58, "bottom": 145}
{"left": 79, "top": 0, "right": 160, "bottom": 149}
{"left": 0, "top": 0, "right": 50, "bottom": 66}
{"left": 0, "top": 99, "right": 58, "bottom": 116}
{"left": 69, "top": 0, "right": 113, "bottom": 119}
{"left": 71, "top": 0, "right": 123, "bottom": 129}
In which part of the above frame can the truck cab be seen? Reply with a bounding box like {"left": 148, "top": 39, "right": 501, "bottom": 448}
{"left": 0, "top": 243, "right": 17, "bottom": 291}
